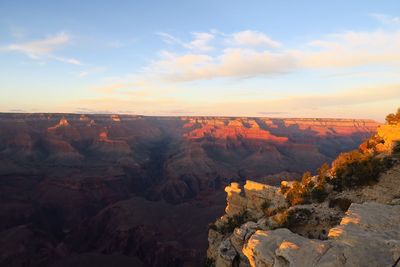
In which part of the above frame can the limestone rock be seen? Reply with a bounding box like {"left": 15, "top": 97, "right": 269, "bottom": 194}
{"left": 243, "top": 180, "right": 288, "bottom": 219}
{"left": 243, "top": 202, "right": 400, "bottom": 267}
{"left": 243, "top": 228, "right": 329, "bottom": 267}
{"left": 216, "top": 238, "right": 238, "bottom": 267}
{"left": 230, "top": 222, "right": 258, "bottom": 266}
{"left": 224, "top": 181, "right": 288, "bottom": 219}
{"left": 225, "top": 183, "right": 247, "bottom": 217}
{"left": 207, "top": 229, "right": 225, "bottom": 261}
{"left": 375, "top": 124, "right": 400, "bottom": 153}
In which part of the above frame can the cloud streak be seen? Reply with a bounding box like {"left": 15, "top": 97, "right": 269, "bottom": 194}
{"left": 370, "top": 13, "right": 400, "bottom": 26}
{"left": 1, "top": 32, "right": 82, "bottom": 65}
{"left": 226, "top": 30, "right": 281, "bottom": 48}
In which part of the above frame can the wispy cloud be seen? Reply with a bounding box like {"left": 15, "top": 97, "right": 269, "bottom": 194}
{"left": 301, "top": 30, "right": 400, "bottom": 68}
{"left": 370, "top": 13, "right": 400, "bottom": 26}
{"left": 157, "top": 31, "right": 214, "bottom": 51}
{"left": 226, "top": 30, "right": 281, "bottom": 48}
{"left": 1, "top": 32, "right": 82, "bottom": 65}
{"left": 77, "top": 67, "right": 106, "bottom": 78}
{"left": 157, "top": 32, "right": 183, "bottom": 45}
{"left": 183, "top": 32, "right": 214, "bottom": 51}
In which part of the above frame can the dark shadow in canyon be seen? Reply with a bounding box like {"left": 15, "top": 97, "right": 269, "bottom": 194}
{"left": 0, "top": 114, "right": 378, "bottom": 266}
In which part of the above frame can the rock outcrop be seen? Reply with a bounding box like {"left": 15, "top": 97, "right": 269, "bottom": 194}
{"left": 243, "top": 202, "right": 400, "bottom": 267}
{"left": 375, "top": 123, "right": 400, "bottom": 153}
{"left": 224, "top": 181, "right": 288, "bottom": 219}
{"left": 207, "top": 120, "right": 400, "bottom": 267}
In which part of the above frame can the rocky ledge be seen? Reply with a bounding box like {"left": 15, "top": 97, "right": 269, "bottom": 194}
{"left": 244, "top": 202, "right": 400, "bottom": 267}
{"left": 207, "top": 121, "right": 400, "bottom": 267}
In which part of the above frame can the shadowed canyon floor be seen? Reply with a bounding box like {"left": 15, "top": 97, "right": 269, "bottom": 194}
{"left": 0, "top": 113, "right": 379, "bottom": 266}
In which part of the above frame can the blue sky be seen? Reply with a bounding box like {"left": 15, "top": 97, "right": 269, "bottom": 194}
{"left": 0, "top": 1, "right": 399, "bottom": 121}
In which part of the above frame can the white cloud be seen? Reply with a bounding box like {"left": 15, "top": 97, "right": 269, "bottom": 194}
{"left": 227, "top": 30, "right": 281, "bottom": 48}
{"left": 147, "top": 48, "right": 296, "bottom": 82}
{"left": 4, "top": 32, "right": 69, "bottom": 58}
{"left": 370, "top": 13, "right": 400, "bottom": 26}
{"left": 1, "top": 32, "right": 82, "bottom": 65}
{"left": 147, "top": 28, "right": 400, "bottom": 82}
{"left": 301, "top": 30, "right": 400, "bottom": 68}
{"left": 157, "top": 32, "right": 182, "bottom": 45}
{"left": 157, "top": 31, "right": 214, "bottom": 51}
{"left": 52, "top": 56, "right": 82, "bottom": 65}
{"left": 183, "top": 32, "right": 214, "bottom": 51}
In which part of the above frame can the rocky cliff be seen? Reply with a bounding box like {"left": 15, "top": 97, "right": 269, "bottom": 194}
{"left": 207, "top": 121, "right": 400, "bottom": 267}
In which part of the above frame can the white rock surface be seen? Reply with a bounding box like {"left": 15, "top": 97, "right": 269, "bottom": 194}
{"left": 243, "top": 202, "right": 400, "bottom": 267}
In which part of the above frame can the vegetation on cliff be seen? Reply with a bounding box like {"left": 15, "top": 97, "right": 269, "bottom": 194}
{"left": 207, "top": 108, "right": 400, "bottom": 267}
{"left": 385, "top": 108, "right": 400, "bottom": 125}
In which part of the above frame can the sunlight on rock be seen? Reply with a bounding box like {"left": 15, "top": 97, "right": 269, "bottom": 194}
{"left": 327, "top": 227, "right": 344, "bottom": 238}
{"left": 111, "top": 115, "right": 121, "bottom": 122}
{"left": 279, "top": 241, "right": 299, "bottom": 250}
{"left": 340, "top": 215, "right": 360, "bottom": 225}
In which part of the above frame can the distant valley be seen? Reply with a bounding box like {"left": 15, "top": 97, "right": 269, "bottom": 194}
{"left": 0, "top": 113, "right": 378, "bottom": 266}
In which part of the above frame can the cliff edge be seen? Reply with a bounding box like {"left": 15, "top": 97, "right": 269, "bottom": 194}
{"left": 207, "top": 113, "right": 400, "bottom": 267}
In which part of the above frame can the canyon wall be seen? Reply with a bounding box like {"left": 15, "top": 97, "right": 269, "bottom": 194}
{"left": 0, "top": 113, "right": 379, "bottom": 266}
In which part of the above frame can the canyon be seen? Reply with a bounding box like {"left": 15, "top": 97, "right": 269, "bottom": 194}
{"left": 0, "top": 113, "right": 379, "bottom": 266}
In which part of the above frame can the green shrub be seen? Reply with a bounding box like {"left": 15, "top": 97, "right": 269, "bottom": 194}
{"left": 281, "top": 208, "right": 312, "bottom": 228}
{"left": 280, "top": 183, "right": 290, "bottom": 194}
{"left": 359, "top": 135, "right": 385, "bottom": 154}
{"left": 318, "top": 163, "right": 330, "bottom": 179}
{"left": 301, "top": 171, "right": 313, "bottom": 185}
{"left": 285, "top": 181, "right": 309, "bottom": 206}
{"left": 218, "top": 211, "right": 248, "bottom": 234}
{"left": 385, "top": 108, "right": 400, "bottom": 125}
{"left": 311, "top": 186, "right": 328, "bottom": 203}
{"left": 331, "top": 151, "right": 393, "bottom": 190}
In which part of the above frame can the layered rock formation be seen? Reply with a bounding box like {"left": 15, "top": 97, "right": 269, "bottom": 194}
{"left": 0, "top": 113, "right": 380, "bottom": 266}
{"left": 207, "top": 121, "right": 400, "bottom": 267}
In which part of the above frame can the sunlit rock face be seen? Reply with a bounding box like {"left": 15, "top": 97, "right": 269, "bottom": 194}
{"left": 206, "top": 118, "right": 400, "bottom": 267}
{"left": 224, "top": 181, "right": 288, "bottom": 219}
{"left": 243, "top": 202, "right": 400, "bottom": 267}
{"left": 0, "top": 113, "right": 379, "bottom": 267}
{"left": 375, "top": 123, "right": 400, "bottom": 153}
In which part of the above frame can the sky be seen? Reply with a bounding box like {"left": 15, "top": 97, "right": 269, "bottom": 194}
{"left": 0, "top": 1, "right": 399, "bottom": 121}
